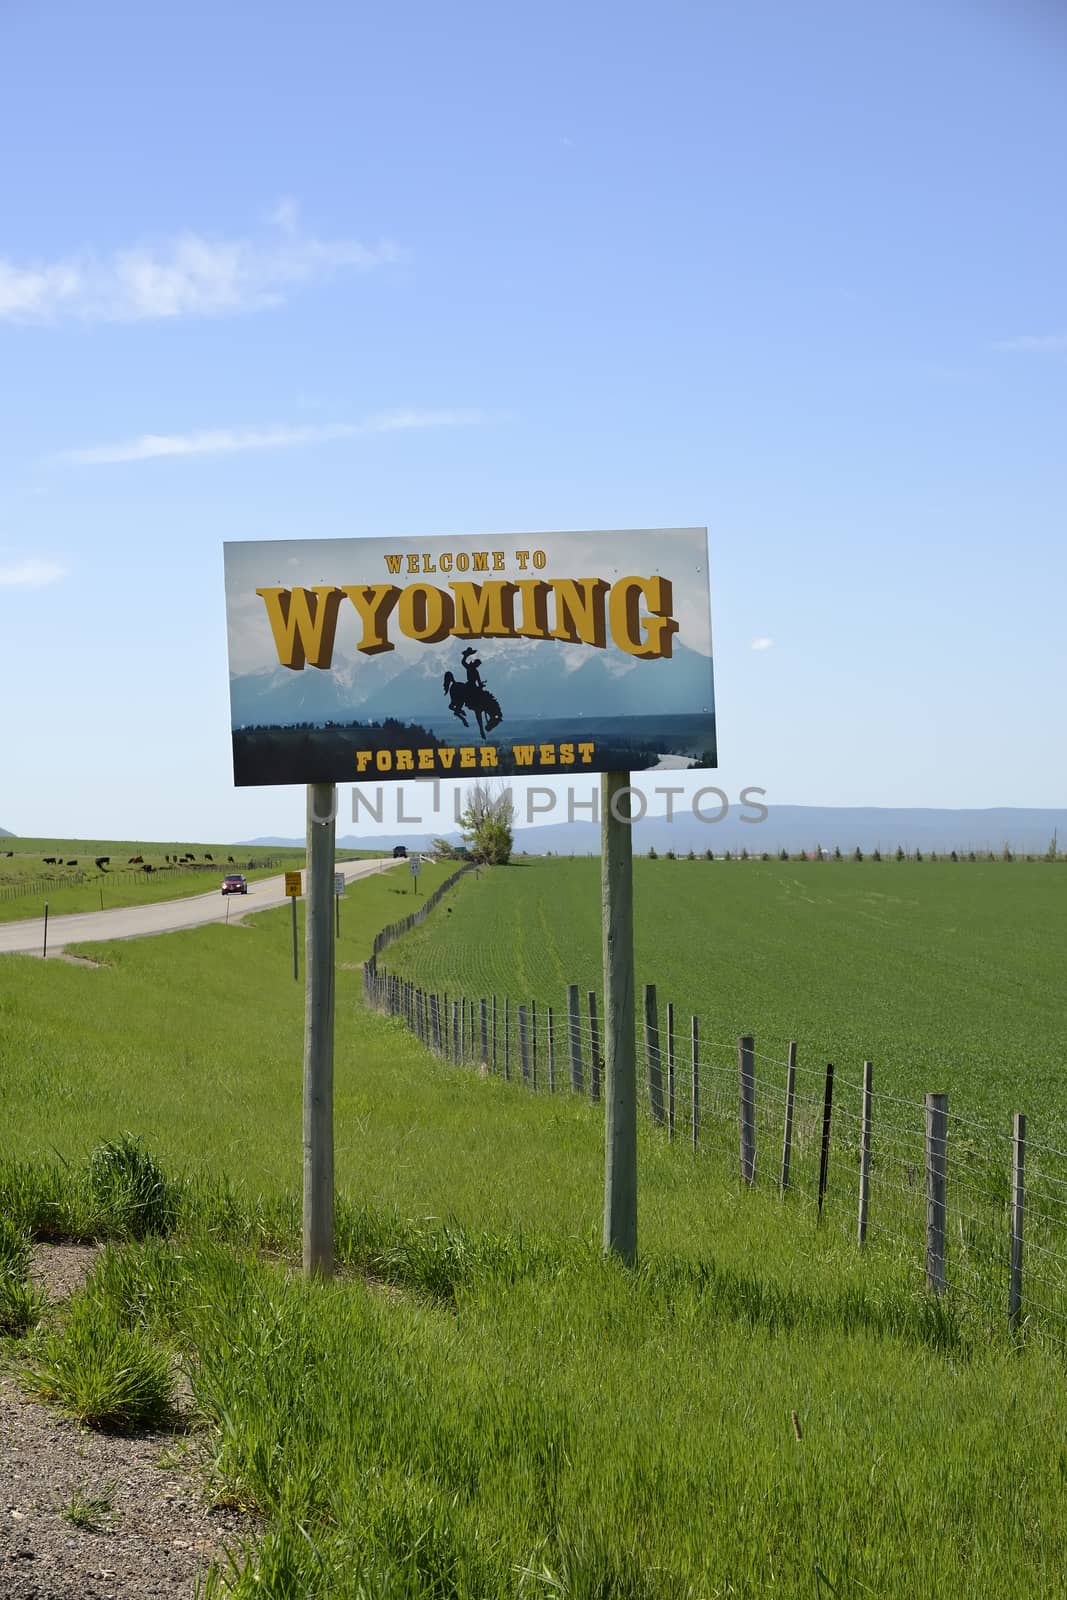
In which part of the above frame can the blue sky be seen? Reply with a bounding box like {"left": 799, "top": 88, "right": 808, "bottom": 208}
{"left": 2, "top": 0, "right": 1064, "bottom": 841}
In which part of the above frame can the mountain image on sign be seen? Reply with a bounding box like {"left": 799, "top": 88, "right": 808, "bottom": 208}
{"left": 223, "top": 529, "right": 716, "bottom": 787}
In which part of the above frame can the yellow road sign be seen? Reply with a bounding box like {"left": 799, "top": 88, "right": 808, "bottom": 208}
{"left": 285, "top": 871, "right": 302, "bottom": 897}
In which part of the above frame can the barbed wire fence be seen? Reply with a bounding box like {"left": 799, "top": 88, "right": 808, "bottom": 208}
{"left": 365, "top": 908, "right": 1067, "bottom": 1351}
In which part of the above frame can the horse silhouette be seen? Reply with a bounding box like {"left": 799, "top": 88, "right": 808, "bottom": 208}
{"left": 442, "top": 667, "right": 503, "bottom": 738}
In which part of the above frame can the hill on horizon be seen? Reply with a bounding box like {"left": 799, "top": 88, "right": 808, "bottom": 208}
{"left": 241, "top": 804, "right": 1067, "bottom": 857}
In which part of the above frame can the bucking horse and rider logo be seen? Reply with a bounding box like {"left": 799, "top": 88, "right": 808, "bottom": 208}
{"left": 442, "top": 647, "right": 504, "bottom": 738}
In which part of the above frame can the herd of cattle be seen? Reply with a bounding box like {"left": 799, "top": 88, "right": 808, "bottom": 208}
{"left": 33, "top": 851, "right": 242, "bottom": 875}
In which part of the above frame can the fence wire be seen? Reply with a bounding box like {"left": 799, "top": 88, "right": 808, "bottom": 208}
{"left": 363, "top": 928, "right": 1066, "bottom": 1353}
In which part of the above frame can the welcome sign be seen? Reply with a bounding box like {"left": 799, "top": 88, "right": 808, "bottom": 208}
{"left": 223, "top": 529, "right": 716, "bottom": 786}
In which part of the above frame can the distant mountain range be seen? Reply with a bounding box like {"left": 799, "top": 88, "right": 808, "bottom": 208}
{"left": 229, "top": 636, "right": 714, "bottom": 728}
{"left": 242, "top": 805, "right": 1067, "bottom": 856}
{"left": 0, "top": 826, "right": 13, "bottom": 838}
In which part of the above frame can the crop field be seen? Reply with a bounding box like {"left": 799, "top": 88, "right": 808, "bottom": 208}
{"left": 0, "top": 836, "right": 376, "bottom": 922}
{"left": 378, "top": 857, "right": 1067, "bottom": 1133}
{"left": 3, "top": 858, "right": 1067, "bottom": 1595}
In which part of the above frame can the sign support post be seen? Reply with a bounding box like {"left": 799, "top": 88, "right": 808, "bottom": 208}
{"left": 602, "top": 770, "right": 637, "bottom": 1264}
{"left": 304, "top": 784, "right": 336, "bottom": 1278}
{"left": 285, "top": 871, "right": 302, "bottom": 981}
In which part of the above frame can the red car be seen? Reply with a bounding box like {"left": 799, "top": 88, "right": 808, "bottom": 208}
{"left": 221, "top": 874, "right": 247, "bottom": 895}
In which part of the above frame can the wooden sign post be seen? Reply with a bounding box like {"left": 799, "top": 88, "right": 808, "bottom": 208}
{"left": 601, "top": 770, "right": 637, "bottom": 1264}
{"left": 304, "top": 785, "right": 336, "bottom": 1278}
{"left": 285, "top": 871, "right": 302, "bottom": 981}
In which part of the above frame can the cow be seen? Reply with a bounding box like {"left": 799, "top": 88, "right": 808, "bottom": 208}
{"left": 227, "top": 856, "right": 235, "bottom": 864}
{"left": 129, "top": 854, "right": 144, "bottom": 864}
{"left": 204, "top": 853, "right": 213, "bottom": 862}
{"left": 142, "top": 863, "right": 155, "bottom": 874}
{"left": 43, "top": 857, "right": 56, "bottom": 865}
{"left": 66, "top": 859, "right": 77, "bottom": 866}
{"left": 94, "top": 856, "right": 110, "bottom": 870}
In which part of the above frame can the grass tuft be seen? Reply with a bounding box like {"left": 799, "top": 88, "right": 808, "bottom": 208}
{"left": 88, "top": 1134, "right": 180, "bottom": 1238}
{"left": 22, "top": 1292, "right": 175, "bottom": 1431}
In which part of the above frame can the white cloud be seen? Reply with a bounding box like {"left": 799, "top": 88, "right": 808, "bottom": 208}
{"left": 61, "top": 409, "right": 490, "bottom": 466}
{"left": 0, "top": 212, "right": 401, "bottom": 323}
{"left": 994, "top": 334, "right": 1067, "bottom": 353}
{"left": 750, "top": 636, "right": 774, "bottom": 651}
{"left": 0, "top": 559, "right": 67, "bottom": 588}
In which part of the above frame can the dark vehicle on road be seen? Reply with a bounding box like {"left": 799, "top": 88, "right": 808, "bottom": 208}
{"left": 221, "top": 873, "right": 248, "bottom": 895}
{"left": 392, "top": 845, "right": 408, "bottom": 858}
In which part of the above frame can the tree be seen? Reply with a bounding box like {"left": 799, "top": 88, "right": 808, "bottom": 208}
{"left": 459, "top": 781, "right": 514, "bottom": 865}
{"left": 895, "top": 845, "right": 905, "bottom": 862}
{"left": 648, "top": 845, "right": 658, "bottom": 859}
{"left": 431, "top": 836, "right": 461, "bottom": 859}
{"left": 704, "top": 847, "right": 714, "bottom": 860}
{"left": 779, "top": 848, "right": 789, "bottom": 862}
{"left": 872, "top": 848, "right": 881, "bottom": 861}
{"left": 853, "top": 846, "right": 863, "bottom": 862}
{"left": 833, "top": 845, "right": 843, "bottom": 861}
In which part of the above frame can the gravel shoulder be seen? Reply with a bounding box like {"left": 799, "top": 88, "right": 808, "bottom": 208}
{"left": 1, "top": 1246, "right": 253, "bottom": 1600}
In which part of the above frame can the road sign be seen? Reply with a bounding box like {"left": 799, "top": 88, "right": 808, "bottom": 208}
{"left": 285, "top": 871, "right": 302, "bottom": 896}
{"left": 410, "top": 857, "right": 421, "bottom": 874}
{"left": 334, "top": 872, "right": 345, "bottom": 896}
{"left": 223, "top": 528, "right": 716, "bottom": 786}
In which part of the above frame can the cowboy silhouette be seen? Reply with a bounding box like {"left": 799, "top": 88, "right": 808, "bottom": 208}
{"left": 462, "top": 647, "right": 485, "bottom": 692}
{"left": 443, "top": 646, "right": 503, "bottom": 737}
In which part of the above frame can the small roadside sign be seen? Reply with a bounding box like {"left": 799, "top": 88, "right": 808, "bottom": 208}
{"left": 285, "top": 871, "right": 302, "bottom": 897}
{"left": 410, "top": 856, "right": 421, "bottom": 874}
{"left": 334, "top": 872, "right": 345, "bottom": 896}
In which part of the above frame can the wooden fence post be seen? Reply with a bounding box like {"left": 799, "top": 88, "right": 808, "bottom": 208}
{"left": 480, "top": 998, "right": 489, "bottom": 1065}
{"left": 691, "top": 1015, "right": 699, "bottom": 1149}
{"left": 504, "top": 996, "right": 511, "bottom": 1081}
{"left": 817, "top": 1062, "right": 835, "bottom": 1217}
{"left": 548, "top": 1006, "right": 556, "bottom": 1092}
{"left": 738, "top": 1036, "right": 756, "bottom": 1184}
{"left": 451, "top": 1001, "right": 460, "bottom": 1065}
{"left": 518, "top": 1004, "right": 531, "bottom": 1085}
{"left": 531, "top": 998, "right": 538, "bottom": 1091}
{"left": 858, "top": 1060, "right": 873, "bottom": 1246}
{"left": 1009, "top": 1111, "right": 1026, "bottom": 1332}
{"left": 780, "top": 1041, "right": 797, "bottom": 1194}
{"left": 644, "top": 984, "right": 664, "bottom": 1125}
{"left": 588, "top": 991, "right": 601, "bottom": 1103}
{"left": 492, "top": 994, "right": 497, "bottom": 1072}
{"left": 666, "top": 1001, "right": 676, "bottom": 1142}
{"left": 925, "top": 1092, "right": 948, "bottom": 1294}
{"left": 568, "top": 984, "right": 583, "bottom": 1093}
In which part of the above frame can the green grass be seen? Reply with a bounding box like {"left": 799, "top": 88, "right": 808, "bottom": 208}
{"left": 59, "top": 1482, "right": 117, "bottom": 1531}
{"left": 4, "top": 854, "right": 1067, "bottom": 1592}
{"left": 12, "top": 1225, "right": 1066, "bottom": 1598}
{"left": 22, "top": 1290, "right": 175, "bottom": 1431}
{"left": 379, "top": 857, "right": 1067, "bottom": 1131}
{"left": 0, "top": 835, "right": 376, "bottom": 923}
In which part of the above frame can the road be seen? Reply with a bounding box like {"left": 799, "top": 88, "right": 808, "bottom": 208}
{"left": 0, "top": 857, "right": 397, "bottom": 958}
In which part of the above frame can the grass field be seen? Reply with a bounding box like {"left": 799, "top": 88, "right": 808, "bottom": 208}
{"left": 3, "top": 857, "right": 1067, "bottom": 1595}
{"left": 0, "top": 836, "right": 378, "bottom": 923}
{"left": 378, "top": 857, "right": 1067, "bottom": 1132}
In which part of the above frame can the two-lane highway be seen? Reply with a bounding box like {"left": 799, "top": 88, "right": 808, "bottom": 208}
{"left": 0, "top": 856, "right": 397, "bottom": 957}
